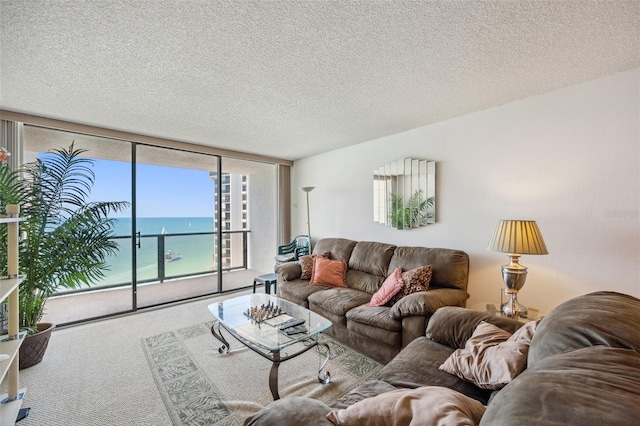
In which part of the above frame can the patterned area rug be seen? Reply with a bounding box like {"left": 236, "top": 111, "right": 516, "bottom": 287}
{"left": 142, "top": 321, "right": 382, "bottom": 425}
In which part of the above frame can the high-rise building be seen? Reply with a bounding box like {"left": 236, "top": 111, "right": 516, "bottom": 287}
{"left": 210, "top": 172, "right": 248, "bottom": 270}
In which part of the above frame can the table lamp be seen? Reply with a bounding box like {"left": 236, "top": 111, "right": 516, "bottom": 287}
{"left": 488, "top": 220, "right": 548, "bottom": 317}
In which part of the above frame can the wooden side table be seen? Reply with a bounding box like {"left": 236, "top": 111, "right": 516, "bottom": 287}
{"left": 253, "top": 273, "right": 278, "bottom": 294}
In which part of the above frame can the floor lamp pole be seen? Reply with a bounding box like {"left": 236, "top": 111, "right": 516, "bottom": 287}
{"left": 301, "top": 187, "right": 315, "bottom": 252}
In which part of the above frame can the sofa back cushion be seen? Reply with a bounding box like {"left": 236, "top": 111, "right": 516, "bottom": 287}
{"left": 388, "top": 247, "right": 469, "bottom": 291}
{"left": 346, "top": 241, "right": 397, "bottom": 294}
{"left": 528, "top": 291, "right": 640, "bottom": 368}
{"left": 481, "top": 346, "right": 640, "bottom": 426}
{"left": 426, "top": 306, "right": 524, "bottom": 349}
{"left": 313, "top": 238, "right": 357, "bottom": 262}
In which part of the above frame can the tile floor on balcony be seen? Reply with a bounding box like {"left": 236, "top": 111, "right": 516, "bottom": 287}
{"left": 42, "top": 269, "right": 268, "bottom": 326}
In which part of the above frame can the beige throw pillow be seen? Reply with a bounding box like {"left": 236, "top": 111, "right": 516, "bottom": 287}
{"left": 326, "top": 386, "right": 485, "bottom": 426}
{"left": 439, "top": 320, "right": 537, "bottom": 390}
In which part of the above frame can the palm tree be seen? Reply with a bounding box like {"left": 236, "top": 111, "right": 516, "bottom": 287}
{"left": 0, "top": 143, "right": 129, "bottom": 332}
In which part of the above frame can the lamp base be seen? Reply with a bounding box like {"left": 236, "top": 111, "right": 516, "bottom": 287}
{"left": 501, "top": 291, "right": 528, "bottom": 318}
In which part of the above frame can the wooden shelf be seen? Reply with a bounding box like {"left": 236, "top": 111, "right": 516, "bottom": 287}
{"left": 0, "top": 217, "right": 24, "bottom": 224}
{"left": 0, "top": 331, "right": 26, "bottom": 383}
{"left": 0, "top": 388, "right": 26, "bottom": 425}
{"left": 0, "top": 277, "right": 23, "bottom": 304}
{"left": 0, "top": 210, "right": 26, "bottom": 425}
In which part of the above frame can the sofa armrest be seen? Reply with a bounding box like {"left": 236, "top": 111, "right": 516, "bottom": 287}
{"left": 389, "top": 288, "right": 468, "bottom": 320}
{"left": 425, "top": 306, "right": 524, "bottom": 349}
{"left": 276, "top": 261, "right": 302, "bottom": 281}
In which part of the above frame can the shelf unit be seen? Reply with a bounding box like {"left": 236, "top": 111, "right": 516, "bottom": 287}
{"left": 0, "top": 206, "right": 27, "bottom": 425}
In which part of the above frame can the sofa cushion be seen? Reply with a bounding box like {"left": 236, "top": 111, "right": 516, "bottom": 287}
{"left": 313, "top": 238, "right": 357, "bottom": 262}
{"left": 426, "top": 306, "right": 524, "bottom": 349}
{"left": 345, "top": 269, "right": 385, "bottom": 295}
{"left": 529, "top": 291, "right": 640, "bottom": 367}
{"left": 389, "top": 246, "right": 469, "bottom": 291}
{"left": 348, "top": 305, "right": 402, "bottom": 332}
{"left": 332, "top": 379, "right": 399, "bottom": 410}
{"left": 277, "top": 280, "right": 332, "bottom": 308}
{"left": 311, "top": 257, "right": 348, "bottom": 287}
{"left": 389, "top": 289, "right": 470, "bottom": 320}
{"left": 243, "top": 397, "right": 333, "bottom": 426}
{"left": 326, "top": 386, "right": 486, "bottom": 426}
{"left": 439, "top": 320, "right": 537, "bottom": 390}
{"left": 480, "top": 346, "right": 640, "bottom": 426}
{"left": 308, "top": 287, "right": 372, "bottom": 317}
{"left": 375, "top": 336, "right": 495, "bottom": 405}
{"left": 347, "top": 320, "right": 402, "bottom": 348}
{"left": 348, "top": 241, "right": 396, "bottom": 278}
{"left": 368, "top": 267, "right": 404, "bottom": 307}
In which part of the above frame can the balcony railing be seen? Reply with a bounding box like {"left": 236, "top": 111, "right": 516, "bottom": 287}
{"left": 53, "top": 229, "right": 250, "bottom": 296}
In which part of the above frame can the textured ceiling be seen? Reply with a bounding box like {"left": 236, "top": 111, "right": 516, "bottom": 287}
{"left": 1, "top": 1, "right": 638, "bottom": 161}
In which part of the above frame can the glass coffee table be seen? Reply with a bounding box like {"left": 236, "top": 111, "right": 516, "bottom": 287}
{"left": 208, "top": 293, "right": 332, "bottom": 400}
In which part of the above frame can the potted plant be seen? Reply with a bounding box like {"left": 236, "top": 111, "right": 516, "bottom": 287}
{"left": 0, "top": 143, "right": 128, "bottom": 368}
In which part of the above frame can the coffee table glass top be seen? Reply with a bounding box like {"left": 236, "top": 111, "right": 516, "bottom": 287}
{"left": 208, "top": 293, "right": 332, "bottom": 352}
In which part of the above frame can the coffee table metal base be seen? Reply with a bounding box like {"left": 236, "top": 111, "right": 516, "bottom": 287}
{"left": 210, "top": 322, "right": 331, "bottom": 400}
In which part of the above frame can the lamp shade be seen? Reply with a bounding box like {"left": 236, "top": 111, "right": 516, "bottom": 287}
{"left": 488, "top": 220, "right": 548, "bottom": 255}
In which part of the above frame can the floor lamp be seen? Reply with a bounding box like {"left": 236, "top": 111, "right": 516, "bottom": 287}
{"left": 300, "top": 186, "right": 315, "bottom": 251}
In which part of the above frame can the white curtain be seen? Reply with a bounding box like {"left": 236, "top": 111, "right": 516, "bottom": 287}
{"left": 0, "top": 120, "right": 23, "bottom": 170}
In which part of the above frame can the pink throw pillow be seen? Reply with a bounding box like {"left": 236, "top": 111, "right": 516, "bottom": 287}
{"left": 387, "top": 265, "right": 433, "bottom": 306}
{"left": 310, "top": 256, "right": 348, "bottom": 287}
{"left": 368, "top": 267, "right": 405, "bottom": 307}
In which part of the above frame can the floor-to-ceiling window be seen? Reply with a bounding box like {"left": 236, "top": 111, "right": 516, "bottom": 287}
{"left": 20, "top": 124, "right": 279, "bottom": 326}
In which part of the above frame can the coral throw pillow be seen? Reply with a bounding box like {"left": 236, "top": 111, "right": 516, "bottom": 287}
{"left": 368, "top": 267, "right": 405, "bottom": 307}
{"left": 439, "top": 320, "right": 537, "bottom": 390}
{"left": 299, "top": 252, "right": 330, "bottom": 280}
{"left": 310, "top": 256, "right": 348, "bottom": 287}
{"left": 387, "top": 265, "right": 433, "bottom": 306}
{"left": 326, "top": 386, "right": 486, "bottom": 426}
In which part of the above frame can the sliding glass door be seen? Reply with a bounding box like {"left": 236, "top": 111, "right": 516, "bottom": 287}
{"left": 23, "top": 126, "right": 134, "bottom": 324}
{"left": 22, "top": 124, "right": 280, "bottom": 325}
{"left": 134, "top": 144, "right": 220, "bottom": 307}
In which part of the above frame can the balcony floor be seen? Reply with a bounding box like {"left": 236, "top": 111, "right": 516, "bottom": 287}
{"left": 42, "top": 269, "right": 268, "bottom": 326}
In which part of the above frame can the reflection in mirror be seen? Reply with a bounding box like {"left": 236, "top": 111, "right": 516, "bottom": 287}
{"left": 373, "top": 158, "right": 435, "bottom": 229}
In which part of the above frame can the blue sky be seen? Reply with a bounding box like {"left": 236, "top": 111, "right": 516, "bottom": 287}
{"left": 88, "top": 159, "right": 216, "bottom": 218}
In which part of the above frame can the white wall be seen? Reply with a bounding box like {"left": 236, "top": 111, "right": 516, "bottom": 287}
{"left": 291, "top": 68, "right": 640, "bottom": 314}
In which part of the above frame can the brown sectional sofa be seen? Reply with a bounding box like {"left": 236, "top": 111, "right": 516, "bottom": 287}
{"left": 276, "top": 237, "right": 470, "bottom": 364}
{"left": 245, "top": 291, "right": 640, "bottom": 425}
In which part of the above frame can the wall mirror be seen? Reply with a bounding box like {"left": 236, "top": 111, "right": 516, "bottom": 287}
{"left": 373, "top": 158, "right": 435, "bottom": 229}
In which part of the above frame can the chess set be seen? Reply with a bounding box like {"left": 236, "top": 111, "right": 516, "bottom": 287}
{"left": 244, "top": 301, "right": 286, "bottom": 325}
{"left": 243, "top": 301, "right": 308, "bottom": 334}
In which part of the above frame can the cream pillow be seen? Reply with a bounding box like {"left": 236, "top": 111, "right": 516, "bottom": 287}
{"left": 326, "top": 386, "right": 485, "bottom": 426}
{"left": 439, "top": 320, "right": 537, "bottom": 390}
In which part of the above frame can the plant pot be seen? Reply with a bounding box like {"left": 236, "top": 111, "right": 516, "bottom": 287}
{"left": 19, "top": 322, "right": 55, "bottom": 369}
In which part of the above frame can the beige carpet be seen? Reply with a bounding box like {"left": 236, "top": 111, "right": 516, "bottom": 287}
{"left": 143, "top": 322, "right": 382, "bottom": 425}
{"left": 1, "top": 291, "right": 381, "bottom": 425}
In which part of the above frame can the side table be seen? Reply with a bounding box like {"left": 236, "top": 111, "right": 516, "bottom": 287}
{"left": 253, "top": 273, "right": 278, "bottom": 294}
{"left": 470, "top": 302, "right": 543, "bottom": 323}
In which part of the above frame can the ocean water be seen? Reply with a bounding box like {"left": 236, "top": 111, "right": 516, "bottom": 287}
{"left": 98, "top": 217, "right": 218, "bottom": 286}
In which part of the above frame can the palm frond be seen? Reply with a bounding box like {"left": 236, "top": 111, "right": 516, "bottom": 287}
{"left": 0, "top": 142, "right": 130, "bottom": 331}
